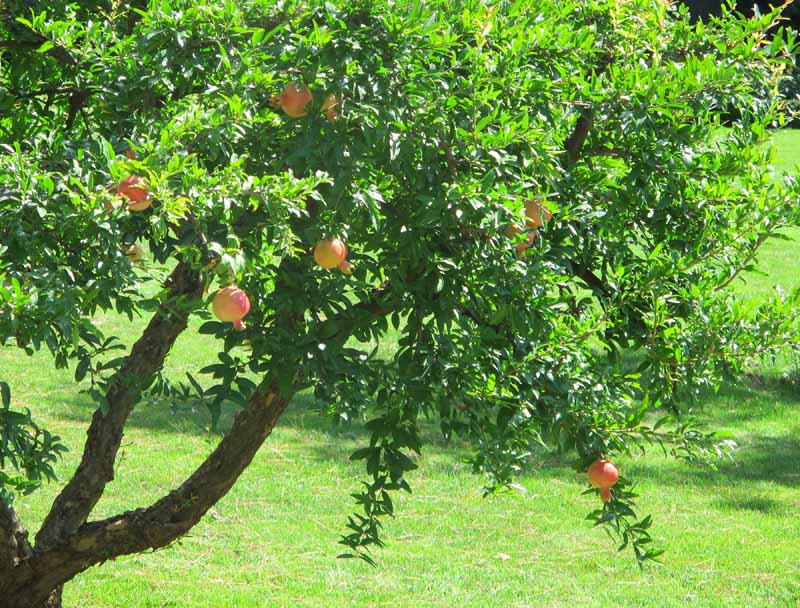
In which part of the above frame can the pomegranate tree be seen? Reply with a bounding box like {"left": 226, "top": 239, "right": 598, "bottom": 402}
{"left": 0, "top": 0, "right": 797, "bottom": 605}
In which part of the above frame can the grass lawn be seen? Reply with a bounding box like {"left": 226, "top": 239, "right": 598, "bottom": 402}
{"left": 2, "top": 131, "right": 800, "bottom": 607}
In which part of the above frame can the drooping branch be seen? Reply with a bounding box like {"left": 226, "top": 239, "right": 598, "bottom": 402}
{"left": 7, "top": 377, "right": 293, "bottom": 607}
{"left": 34, "top": 261, "right": 203, "bottom": 552}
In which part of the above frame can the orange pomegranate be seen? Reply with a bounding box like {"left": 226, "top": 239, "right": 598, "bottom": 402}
{"left": 279, "top": 83, "right": 313, "bottom": 118}
{"left": 524, "top": 198, "right": 552, "bottom": 229}
{"left": 587, "top": 459, "right": 619, "bottom": 502}
{"left": 314, "top": 239, "right": 347, "bottom": 269}
{"left": 504, "top": 223, "right": 522, "bottom": 239}
{"left": 515, "top": 232, "right": 536, "bottom": 255}
{"left": 213, "top": 286, "right": 251, "bottom": 330}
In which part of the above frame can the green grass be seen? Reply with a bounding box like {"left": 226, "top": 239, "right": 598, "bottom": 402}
{"left": 3, "top": 131, "right": 800, "bottom": 607}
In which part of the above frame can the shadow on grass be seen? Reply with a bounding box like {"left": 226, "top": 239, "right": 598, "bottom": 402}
{"left": 53, "top": 389, "right": 473, "bottom": 465}
{"left": 712, "top": 494, "right": 786, "bottom": 514}
{"left": 50, "top": 375, "right": 800, "bottom": 487}
{"left": 628, "top": 430, "right": 800, "bottom": 490}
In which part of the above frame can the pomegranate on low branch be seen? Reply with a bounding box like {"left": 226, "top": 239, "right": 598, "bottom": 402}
{"left": 277, "top": 83, "right": 313, "bottom": 118}
{"left": 314, "top": 238, "right": 348, "bottom": 270}
{"left": 588, "top": 458, "right": 619, "bottom": 502}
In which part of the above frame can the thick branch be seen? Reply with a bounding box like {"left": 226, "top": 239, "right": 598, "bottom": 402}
{"left": 34, "top": 261, "right": 203, "bottom": 552}
{"left": 574, "top": 263, "right": 608, "bottom": 296}
{"left": 9, "top": 378, "right": 292, "bottom": 607}
{"left": 0, "top": 35, "right": 78, "bottom": 68}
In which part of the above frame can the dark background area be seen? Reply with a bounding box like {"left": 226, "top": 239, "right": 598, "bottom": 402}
{"left": 682, "top": 0, "right": 800, "bottom": 27}
{"left": 682, "top": 1, "right": 800, "bottom": 126}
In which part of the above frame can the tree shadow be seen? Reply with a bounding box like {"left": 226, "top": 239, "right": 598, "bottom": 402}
{"left": 50, "top": 373, "right": 800, "bottom": 484}
{"left": 53, "top": 388, "right": 475, "bottom": 467}
{"left": 712, "top": 494, "right": 786, "bottom": 514}
{"left": 681, "top": 374, "right": 800, "bottom": 427}
{"left": 627, "top": 430, "right": 800, "bottom": 489}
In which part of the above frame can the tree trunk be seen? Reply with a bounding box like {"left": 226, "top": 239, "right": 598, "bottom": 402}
{"left": 0, "top": 586, "right": 62, "bottom": 608}
{"left": 42, "top": 588, "right": 62, "bottom": 608}
{"left": 2, "top": 380, "right": 293, "bottom": 608}
{"left": 0, "top": 262, "right": 202, "bottom": 608}
{"left": 0, "top": 262, "right": 390, "bottom": 607}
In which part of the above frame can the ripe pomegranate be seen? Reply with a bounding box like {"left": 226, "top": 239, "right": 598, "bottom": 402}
{"left": 125, "top": 148, "right": 136, "bottom": 160}
{"left": 587, "top": 458, "right": 619, "bottom": 503}
{"left": 118, "top": 176, "right": 151, "bottom": 211}
{"left": 504, "top": 223, "right": 522, "bottom": 239}
{"left": 314, "top": 239, "right": 347, "bottom": 269}
{"left": 505, "top": 224, "right": 535, "bottom": 255}
{"left": 125, "top": 243, "right": 144, "bottom": 262}
{"left": 321, "top": 94, "right": 338, "bottom": 123}
{"left": 213, "top": 286, "right": 251, "bottom": 330}
{"left": 524, "top": 198, "right": 552, "bottom": 229}
{"left": 338, "top": 260, "right": 353, "bottom": 275}
{"left": 279, "top": 83, "right": 313, "bottom": 118}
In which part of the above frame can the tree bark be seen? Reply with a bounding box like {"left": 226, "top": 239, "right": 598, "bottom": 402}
{"left": 564, "top": 51, "right": 613, "bottom": 167}
{"left": 0, "top": 259, "right": 391, "bottom": 607}
{"left": 0, "top": 498, "right": 32, "bottom": 575}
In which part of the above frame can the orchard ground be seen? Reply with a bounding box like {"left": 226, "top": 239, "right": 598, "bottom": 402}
{"left": 1, "top": 131, "right": 799, "bottom": 608}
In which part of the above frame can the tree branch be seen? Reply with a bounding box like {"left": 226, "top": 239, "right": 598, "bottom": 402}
{"left": 713, "top": 232, "right": 772, "bottom": 292}
{"left": 0, "top": 35, "right": 78, "bottom": 68}
{"left": 9, "top": 378, "right": 292, "bottom": 607}
{"left": 564, "top": 51, "right": 613, "bottom": 166}
{"left": 573, "top": 263, "right": 608, "bottom": 296}
{"left": 33, "top": 261, "right": 203, "bottom": 552}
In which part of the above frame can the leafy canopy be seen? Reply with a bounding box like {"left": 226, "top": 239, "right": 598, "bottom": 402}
{"left": 1, "top": 0, "right": 799, "bottom": 566}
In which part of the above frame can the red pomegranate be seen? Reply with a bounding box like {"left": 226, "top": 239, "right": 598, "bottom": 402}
{"left": 117, "top": 176, "right": 151, "bottom": 211}
{"left": 338, "top": 260, "right": 353, "bottom": 275}
{"left": 524, "top": 198, "right": 552, "bottom": 229}
{"left": 213, "top": 286, "right": 251, "bottom": 330}
{"left": 587, "top": 458, "right": 619, "bottom": 503}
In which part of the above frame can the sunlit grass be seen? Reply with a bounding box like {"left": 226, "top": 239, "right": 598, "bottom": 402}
{"left": 1, "top": 129, "right": 799, "bottom": 607}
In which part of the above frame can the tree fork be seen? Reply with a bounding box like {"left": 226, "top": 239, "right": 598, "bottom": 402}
{"left": 4, "top": 379, "right": 293, "bottom": 608}
{"left": 35, "top": 261, "right": 203, "bottom": 553}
